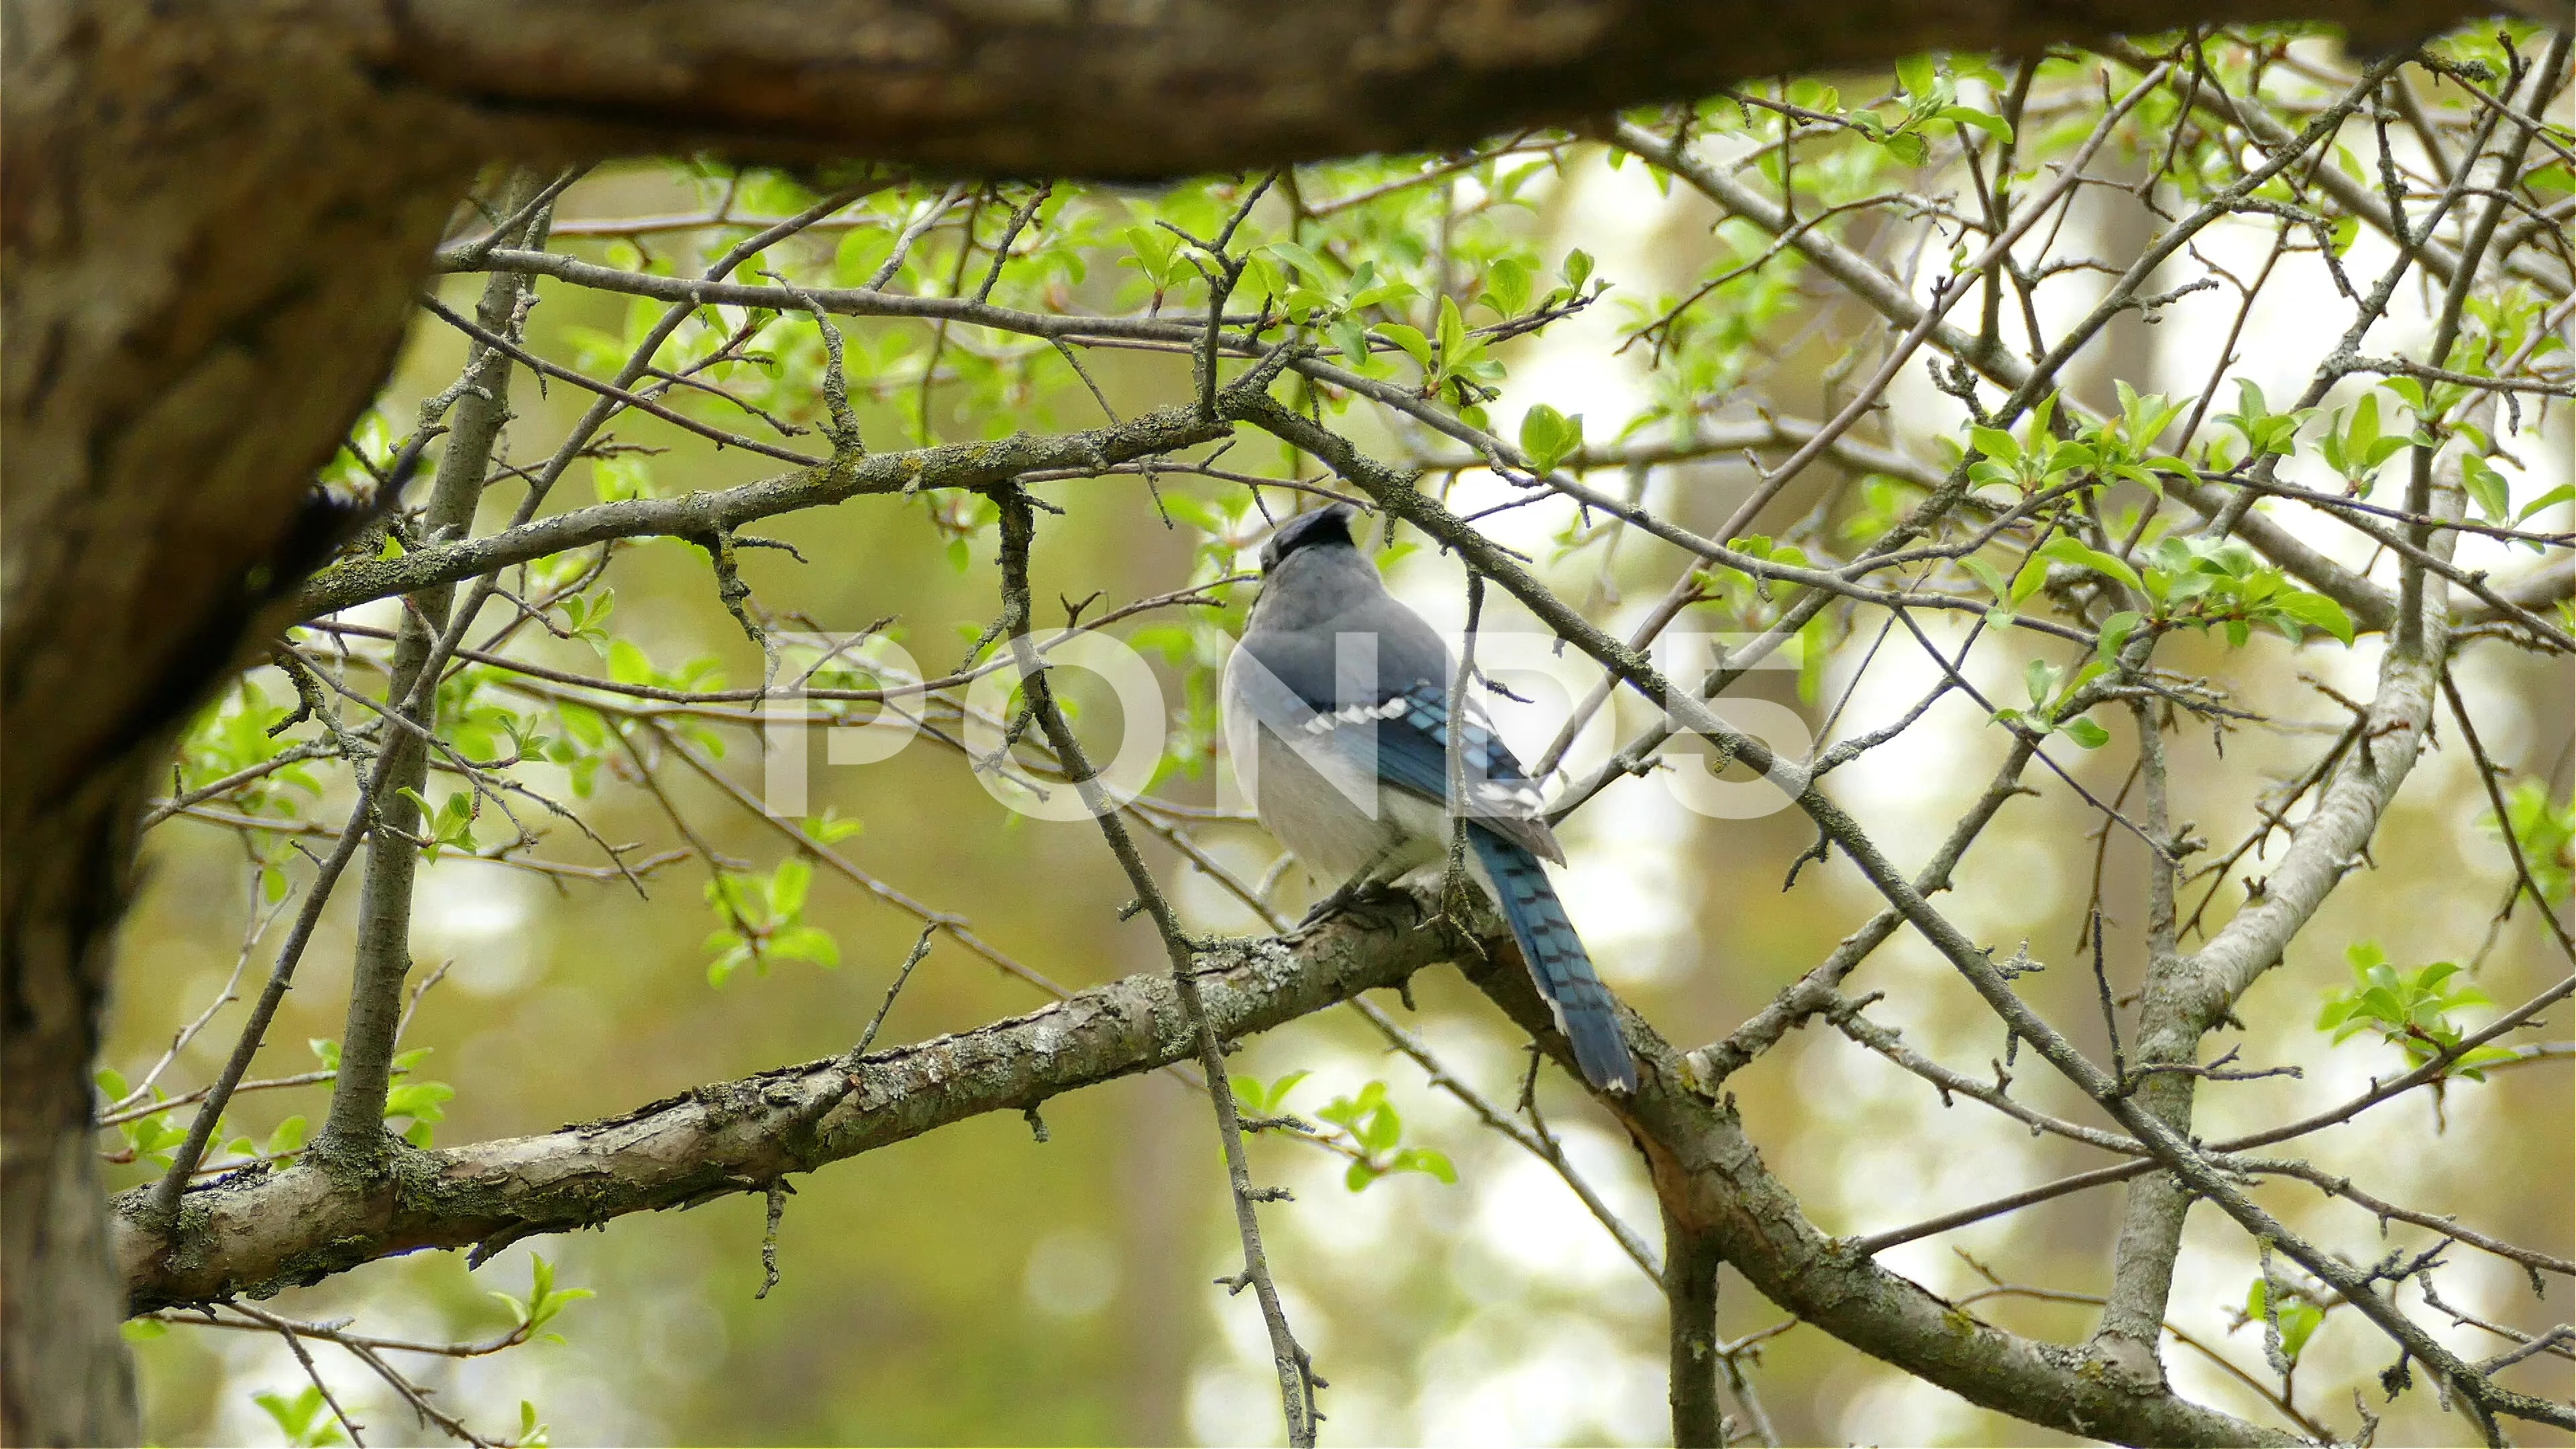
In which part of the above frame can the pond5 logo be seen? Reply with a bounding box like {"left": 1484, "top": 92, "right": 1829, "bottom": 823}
{"left": 759, "top": 628, "right": 1811, "bottom": 822}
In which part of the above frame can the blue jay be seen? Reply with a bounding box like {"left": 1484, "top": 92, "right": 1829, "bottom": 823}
{"left": 1222, "top": 503, "right": 1638, "bottom": 1093}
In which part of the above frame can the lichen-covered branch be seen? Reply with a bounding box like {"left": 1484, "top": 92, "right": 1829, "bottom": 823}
{"left": 115, "top": 900, "right": 1467, "bottom": 1313}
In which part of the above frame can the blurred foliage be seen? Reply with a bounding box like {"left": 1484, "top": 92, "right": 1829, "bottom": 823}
{"left": 102, "top": 21, "right": 2575, "bottom": 1448}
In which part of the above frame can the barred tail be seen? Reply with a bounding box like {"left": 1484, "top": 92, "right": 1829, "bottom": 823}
{"left": 1468, "top": 826, "right": 1638, "bottom": 1093}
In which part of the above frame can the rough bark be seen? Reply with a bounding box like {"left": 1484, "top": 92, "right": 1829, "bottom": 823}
{"left": 368, "top": 0, "right": 2503, "bottom": 178}
{"left": 0, "top": 0, "right": 2528, "bottom": 1440}
{"left": 117, "top": 900, "right": 1465, "bottom": 1310}
{"left": 1662, "top": 1207, "right": 1728, "bottom": 1448}
{"left": 3, "top": 8, "right": 474, "bottom": 1442}
{"left": 319, "top": 172, "right": 547, "bottom": 1162}
{"left": 1459, "top": 960, "right": 2300, "bottom": 1449}
{"left": 0, "top": 817, "right": 137, "bottom": 1445}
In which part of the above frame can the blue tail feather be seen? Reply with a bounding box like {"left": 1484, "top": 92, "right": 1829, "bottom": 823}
{"left": 1466, "top": 826, "right": 1637, "bottom": 1093}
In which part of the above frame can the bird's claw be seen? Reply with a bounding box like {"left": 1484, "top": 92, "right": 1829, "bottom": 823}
{"left": 1287, "top": 878, "right": 1411, "bottom": 940}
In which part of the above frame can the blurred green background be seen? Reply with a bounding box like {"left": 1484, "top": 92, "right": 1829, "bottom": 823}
{"left": 105, "top": 132, "right": 2573, "bottom": 1446}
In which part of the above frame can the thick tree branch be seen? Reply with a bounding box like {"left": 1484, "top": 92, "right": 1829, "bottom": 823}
{"left": 1455, "top": 949, "right": 2297, "bottom": 1447}
{"left": 2090, "top": 700, "right": 2199, "bottom": 1385}
{"left": 115, "top": 880, "right": 2307, "bottom": 1446}
{"left": 1663, "top": 1203, "right": 1729, "bottom": 1448}
{"left": 370, "top": 0, "right": 2509, "bottom": 179}
{"left": 2178, "top": 442, "right": 2469, "bottom": 1029}
{"left": 114, "top": 899, "right": 1468, "bottom": 1313}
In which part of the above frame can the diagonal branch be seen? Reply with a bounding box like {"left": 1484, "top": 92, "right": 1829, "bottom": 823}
{"left": 1451, "top": 939, "right": 2298, "bottom": 1447}
{"left": 991, "top": 486, "right": 1319, "bottom": 1446}
{"left": 1229, "top": 383, "right": 2573, "bottom": 1435}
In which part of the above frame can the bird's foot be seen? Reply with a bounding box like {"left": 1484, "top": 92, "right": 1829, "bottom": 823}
{"left": 1287, "top": 877, "right": 1411, "bottom": 940}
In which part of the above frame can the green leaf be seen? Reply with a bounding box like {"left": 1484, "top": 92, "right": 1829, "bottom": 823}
{"left": 2461, "top": 453, "right": 2511, "bottom": 523}
{"left": 2036, "top": 535, "right": 2144, "bottom": 594}
{"left": 2008, "top": 555, "right": 2049, "bottom": 607}
{"left": 771, "top": 925, "right": 841, "bottom": 969}
{"left": 2381, "top": 376, "right": 2433, "bottom": 423}
{"left": 1259, "top": 1069, "right": 1311, "bottom": 1112}
{"left": 2024, "top": 659, "right": 2057, "bottom": 709}
{"left": 1960, "top": 555, "right": 2010, "bottom": 603}
{"left": 2451, "top": 1044, "right": 2523, "bottom": 1082}
{"left": 383, "top": 1080, "right": 455, "bottom": 1122}
{"left": 1484, "top": 256, "right": 1534, "bottom": 317}
{"left": 606, "top": 639, "right": 654, "bottom": 686}
{"left": 1379, "top": 323, "right": 1433, "bottom": 372}
{"left": 2096, "top": 610, "right": 2143, "bottom": 664}
{"left": 2279, "top": 1302, "right": 2324, "bottom": 1360}
{"left": 2060, "top": 717, "right": 2112, "bottom": 749}
{"left": 1787, "top": 78, "right": 1841, "bottom": 111}
{"left": 1391, "top": 1147, "right": 1457, "bottom": 1184}
{"left": 767, "top": 856, "right": 813, "bottom": 917}
{"left": 1330, "top": 315, "right": 1373, "bottom": 369}
{"left": 556, "top": 702, "right": 607, "bottom": 748}
{"left": 1436, "top": 295, "right": 1468, "bottom": 366}
{"left": 1518, "top": 402, "right": 1582, "bottom": 475}
{"left": 1939, "top": 105, "right": 2012, "bottom": 141}
{"left": 1896, "top": 53, "right": 1939, "bottom": 98}
{"left": 1358, "top": 1102, "right": 1401, "bottom": 1154}
{"left": 254, "top": 1386, "right": 348, "bottom": 1448}
{"left": 524, "top": 1254, "right": 595, "bottom": 1331}
{"left": 2515, "top": 483, "right": 2573, "bottom": 524}
{"left": 2269, "top": 590, "right": 2355, "bottom": 645}
{"left": 802, "top": 808, "right": 864, "bottom": 845}
{"left": 1265, "top": 241, "right": 1340, "bottom": 284}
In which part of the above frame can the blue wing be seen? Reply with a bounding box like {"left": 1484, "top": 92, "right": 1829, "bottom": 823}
{"left": 1232, "top": 633, "right": 1635, "bottom": 1092}
{"left": 1309, "top": 679, "right": 1558, "bottom": 859}
{"left": 1336, "top": 682, "right": 1635, "bottom": 1091}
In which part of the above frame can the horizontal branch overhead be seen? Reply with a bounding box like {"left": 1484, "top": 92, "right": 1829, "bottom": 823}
{"left": 376, "top": 0, "right": 2517, "bottom": 177}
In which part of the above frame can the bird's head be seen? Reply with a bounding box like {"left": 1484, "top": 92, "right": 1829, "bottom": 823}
{"left": 1258, "top": 502, "right": 1363, "bottom": 574}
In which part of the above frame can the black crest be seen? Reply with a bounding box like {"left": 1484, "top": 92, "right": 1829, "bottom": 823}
{"left": 1258, "top": 502, "right": 1363, "bottom": 573}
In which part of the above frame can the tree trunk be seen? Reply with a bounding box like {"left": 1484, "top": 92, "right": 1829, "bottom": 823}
{"left": 2, "top": 8, "right": 475, "bottom": 1438}
{"left": 1, "top": 787, "right": 140, "bottom": 1445}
